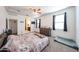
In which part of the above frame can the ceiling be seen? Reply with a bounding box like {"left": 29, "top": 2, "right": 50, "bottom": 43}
{"left": 5, "top": 6, "right": 68, "bottom": 18}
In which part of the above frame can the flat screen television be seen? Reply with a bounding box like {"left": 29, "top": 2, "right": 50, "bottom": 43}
{"left": 31, "top": 21, "right": 35, "bottom": 24}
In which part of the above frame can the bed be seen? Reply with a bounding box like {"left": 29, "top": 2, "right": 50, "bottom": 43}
{"left": 1, "top": 32, "right": 49, "bottom": 52}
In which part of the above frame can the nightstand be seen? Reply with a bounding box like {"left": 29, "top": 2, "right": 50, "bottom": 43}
{"left": 0, "top": 33, "right": 7, "bottom": 48}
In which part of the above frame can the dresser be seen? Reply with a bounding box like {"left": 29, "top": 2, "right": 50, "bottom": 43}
{"left": 40, "top": 28, "right": 51, "bottom": 36}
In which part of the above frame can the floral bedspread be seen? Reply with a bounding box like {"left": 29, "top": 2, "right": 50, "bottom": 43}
{"left": 1, "top": 32, "right": 49, "bottom": 52}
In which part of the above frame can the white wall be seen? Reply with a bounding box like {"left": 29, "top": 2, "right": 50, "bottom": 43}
{"left": 41, "top": 15, "right": 53, "bottom": 28}
{"left": 7, "top": 15, "right": 36, "bottom": 34}
{"left": 0, "top": 7, "right": 8, "bottom": 34}
{"left": 52, "top": 6, "right": 76, "bottom": 40}
{"left": 7, "top": 15, "right": 26, "bottom": 35}
{"left": 7, "top": 15, "right": 18, "bottom": 20}
{"left": 76, "top": 6, "right": 79, "bottom": 47}
{"left": 39, "top": 6, "right": 76, "bottom": 40}
{"left": 30, "top": 18, "right": 36, "bottom": 32}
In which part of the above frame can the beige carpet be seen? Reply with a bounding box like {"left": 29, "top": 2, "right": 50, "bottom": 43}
{"left": 43, "top": 37, "right": 77, "bottom": 52}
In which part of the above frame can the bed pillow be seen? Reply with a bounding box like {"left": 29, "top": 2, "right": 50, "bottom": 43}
{"left": 34, "top": 33, "right": 45, "bottom": 38}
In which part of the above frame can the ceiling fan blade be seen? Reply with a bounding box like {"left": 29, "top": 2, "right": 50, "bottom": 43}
{"left": 37, "top": 9, "right": 41, "bottom": 11}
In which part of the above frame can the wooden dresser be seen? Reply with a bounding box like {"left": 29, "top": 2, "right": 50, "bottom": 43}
{"left": 40, "top": 28, "right": 51, "bottom": 36}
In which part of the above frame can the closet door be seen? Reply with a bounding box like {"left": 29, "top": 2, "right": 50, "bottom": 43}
{"left": 9, "top": 20, "right": 17, "bottom": 34}
{"left": 17, "top": 15, "right": 25, "bottom": 35}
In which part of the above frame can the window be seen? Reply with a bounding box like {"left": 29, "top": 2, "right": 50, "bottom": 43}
{"left": 53, "top": 12, "right": 67, "bottom": 31}
{"left": 37, "top": 19, "right": 39, "bottom": 28}
{"left": 35, "top": 19, "right": 39, "bottom": 28}
{"left": 55, "top": 14, "right": 64, "bottom": 29}
{"left": 36, "top": 19, "right": 41, "bottom": 28}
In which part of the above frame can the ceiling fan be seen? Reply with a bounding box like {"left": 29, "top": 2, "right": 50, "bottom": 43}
{"left": 29, "top": 8, "right": 42, "bottom": 14}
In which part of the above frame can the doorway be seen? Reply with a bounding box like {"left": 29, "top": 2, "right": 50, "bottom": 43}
{"left": 25, "top": 19, "right": 31, "bottom": 32}
{"left": 9, "top": 19, "right": 17, "bottom": 35}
